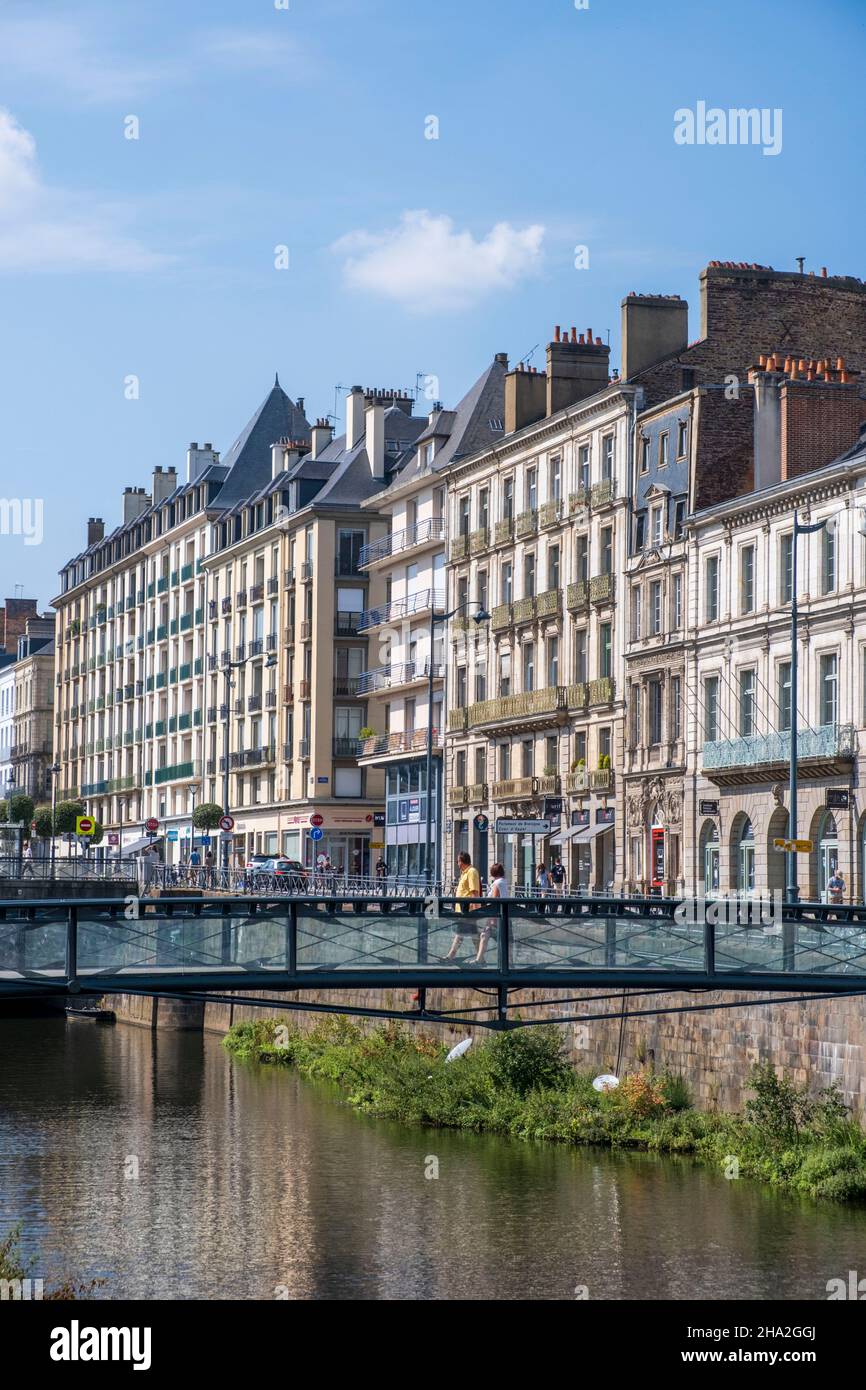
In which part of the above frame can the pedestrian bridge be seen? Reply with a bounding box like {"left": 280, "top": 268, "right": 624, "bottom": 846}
{"left": 2, "top": 893, "right": 866, "bottom": 999}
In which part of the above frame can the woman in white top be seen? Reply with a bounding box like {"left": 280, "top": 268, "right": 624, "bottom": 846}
{"left": 474, "top": 863, "right": 508, "bottom": 963}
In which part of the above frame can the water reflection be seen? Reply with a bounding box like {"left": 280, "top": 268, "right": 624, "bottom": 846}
{"left": 1, "top": 1017, "right": 864, "bottom": 1299}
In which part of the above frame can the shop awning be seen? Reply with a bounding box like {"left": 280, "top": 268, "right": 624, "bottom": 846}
{"left": 570, "top": 822, "right": 614, "bottom": 845}
{"left": 549, "top": 825, "right": 589, "bottom": 846}
{"left": 122, "top": 835, "right": 163, "bottom": 856}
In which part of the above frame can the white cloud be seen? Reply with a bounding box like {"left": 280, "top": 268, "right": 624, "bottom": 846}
{"left": 200, "top": 29, "right": 315, "bottom": 74}
{"left": 0, "top": 109, "right": 167, "bottom": 273}
{"left": 332, "top": 211, "right": 545, "bottom": 312}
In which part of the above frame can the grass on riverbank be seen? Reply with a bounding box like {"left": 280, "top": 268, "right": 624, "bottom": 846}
{"left": 224, "top": 1017, "right": 866, "bottom": 1203}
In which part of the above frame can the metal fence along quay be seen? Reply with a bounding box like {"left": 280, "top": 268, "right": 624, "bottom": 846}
{"left": 2, "top": 893, "right": 866, "bottom": 997}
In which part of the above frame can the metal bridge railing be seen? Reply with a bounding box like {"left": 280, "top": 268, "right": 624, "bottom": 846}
{"left": 3, "top": 892, "right": 866, "bottom": 993}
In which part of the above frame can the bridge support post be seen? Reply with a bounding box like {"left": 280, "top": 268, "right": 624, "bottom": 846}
{"left": 221, "top": 905, "right": 232, "bottom": 966}
{"left": 66, "top": 905, "right": 79, "bottom": 993}
{"left": 782, "top": 917, "right": 796, "bottom": 973}
{"left": 497, "top": 985, "right": 508, "bottom": 1025}
{"left": 499, "top": 901, "right": 510, "bottom": 974}
{"left": 703, "top": 913, "right": 715, "bottom": 979}
{"left": 605, "top": 914, "right": 616, "bottom": 968}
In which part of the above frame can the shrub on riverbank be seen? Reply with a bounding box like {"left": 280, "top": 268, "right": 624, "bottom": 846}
{"left": 223, "top": 1018, "right": 866, "bottom": 1203}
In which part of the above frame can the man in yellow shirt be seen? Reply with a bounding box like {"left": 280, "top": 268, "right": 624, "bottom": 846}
{"left": 445, "top": 852, "right": 482, "bottom": 960}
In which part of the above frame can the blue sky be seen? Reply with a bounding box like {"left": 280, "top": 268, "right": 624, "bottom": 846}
{"left": 1, "top": 0, "right": 864, "bottom": 609}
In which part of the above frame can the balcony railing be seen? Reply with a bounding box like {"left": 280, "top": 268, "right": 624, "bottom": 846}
{"left": 359, "top": 588, "right": 445, "bottom": 631}
{"left": 539, "top": 500, "right": 561, "bottom": 528}
{"left": 359, "top": 517, "right": 446, "bottom": 567}
{"left": 590, "top": 573, "right": 613, "bottom": 603}
{"left": 469, "top": 527, "right": 489, "bottom": 557}
{"left": 332, "top": 737, "right": 362, "bottom": 758}
{"left": 703, "top": 724, "right": 856, "bottom": 772}
{"left": 566, "top": 581, "right": 589, "bottom": 611}
{"left": 591, "top": 478, "right": 615, "bottom": 508}
{"left": 357, "top": 661, "right": 436, "bottom": 694}
{"left": 515, "top": 510, "right": 538, "bottom": 540}
{"left": 455, "top": 686, "right": 567, "bottom": 730}
{"left": 588, "top": 676, "right": 615, "bottom": 704}
{"left": 491, "top": 603, "right": 512, "bottom": 632}
{"left": 359, "top": 729, "right": 442, "bottom": 757}
{"left": 536, "top": 588, "right": 561, "bottom": 618}
{"left": 512, "top": 596, "right": 535, "bottom": 625}
{"left": 494, "top": 519, "right": 513, "bottom": 546}
{"left": 492, "top": 777, "right": 536, "bottom": 800}
{"left": 450, "top": 534, "right": 469, "bottom": 561}
{"left": 568, "top": 488, "right": 588, "bottom": 514}
{"left": 333, "top": 676, "right": 361, "bottom": 697}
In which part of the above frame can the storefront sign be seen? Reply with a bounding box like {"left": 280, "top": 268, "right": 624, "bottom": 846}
{"left": 543, "top": 797, "right": 563, "bottom": 817}
{"left": 373, "top": 812, "right": 386, "bottom": 827}
{"left": 473, "top": 814, "right": 489, "bottom": 832}
{"left": 699, "top": 799, "right": 719, "bottom": 816}
{"left": 827, "top": 789, "right": 850, "bottom": 809}
{"left": 596, "top": 806, "right": 615, "bottom": 825}
{"left": 571, "top": 808, "right": 590, "bottom": 828}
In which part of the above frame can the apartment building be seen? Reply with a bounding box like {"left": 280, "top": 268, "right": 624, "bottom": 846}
{"left": 201, "top": 385, "right": 431, "bottom": 872}
{"left": 9, "top": 615, "right": 56, "bottom": 803}
{"left": 53, "top": 378, "right": 310, "bottom": 858}
{"left": 443, "top": 326, "right": 637, "bottom": 888}
{"left": 355, "top": 355, "right": 508, "bottom": 881}
{"left": 688, "top": 356, "right": 866, "bottom": 900}
{"left": 0, "top": 657, "right": 14, "bottom": 801}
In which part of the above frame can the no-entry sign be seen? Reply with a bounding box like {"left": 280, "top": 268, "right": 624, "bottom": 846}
{"left": 145, "top": 817, "right": 159, "bottom": 832}
{"left": 219, "top": 815, "right": 235, "bottom": 832}
{"left": 75, "top": 816, "right": 95, "bottom": 837}
{"left": 310, "top": 813, "right": 324, "bottom": 828}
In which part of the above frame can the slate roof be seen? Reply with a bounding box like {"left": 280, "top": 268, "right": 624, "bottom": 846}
{"left": 214, "top": 376, "right": 310, "bottom": 506}
{"left": 385, "top": 355, "right": 508, "bottom": 492}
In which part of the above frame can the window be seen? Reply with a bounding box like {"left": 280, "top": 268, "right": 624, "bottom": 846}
{"left": 456, "top": 666, "right": 467, "bottom": 706}
{"left": 599, "top": 726, "right": 612, "bottom": 762}
{"left": 498, "top": 650, "right": 511, "bottom": 697}
{"left": 549, "top": 456, "right": 562, "bottom": 502}
{"left": 474, "top": 745, "right": 486, "bottom": 785}
{"left": 672, "top": 572, "right": 683, "bottom": 629}
{"left": 822, "top": 524, "right": 836, "bottom": 594}
{"left": 575, "top": 534, "right": 589, "bottom": 582}
{"left": 780, "top": 532, "right": 793, "bottom": 603}
{"left": 524, "top": 553, "right": 536, "bottom": 598}
{"left": 498, "top": 743, "right": 511, "bottom": 779}
{"left": 651, "top": 506, "right": 663, "bottom": 546}
{"left": 739, "top": 668, "right": 756, "bottom": 737}
{"left": 574, "top": 629, "right": 587, "bottom": 683}
{"left": 599, "top": 623, "right": 612, "bottom": 678}
{"left": 648, "top": 679, "right": 663, "bottom": 744}
{"left": 820, "top": 653, "right": 838, "bottom": 726}
{"left": 547, "top": 544, "right": 560, "bottom": 591}
{"left": 522, "top": 642, "right": 535, "bottom": 692}
{"left": 738, "top": 818, "right": 755, "bottom": 894}
{"left": 677, "top": 420, "right": 688, "bottom": 458}
{"left": 704, "top": 676, "right": 720, "bottom": 742}
{"left": 545, "top": 734, "right": 558, "bottom": 772}
{"left": 578, "top": 444, "right": 590, "bottom": 493}
{"left": 705, "top": 555, "right": 719, "bottom": 622}
{"left": 502, "top": 477, "right": 514, "bottom": 522}
{"left": 521, "top": 739, "right": 534, "bottom": 777}
{"left": 458, "top": 496, "right": 470, "bottom": 536}
{"left": 477, "top": 569, "right": 488, "bottom": 613}
{"left": 547, "top": 636, "right": 559, "bottom": 686}
{"left": 600, "top": 527, "right": 612, "bottom": 574}
{"left": 635, "top": 513, "right": 646, "bottom": 550}
{"left": 671, "top": 676, "right": 682, "bottom": 739}
{"left": 777, "top": 661, "right": 792, "bottom": 732}
{"left": 658, "top": 431, "right": 669, "bottom": 468}
{"left": 740, "top": 544, "right": 755, "bottom": 614}
{"left": 650, "top": 580, "right": 662, "bottom": 635}
{"left": 673, "top": 500, "right": 686, "bottom": 539}
{"left": 478, "top": 488, "right": 489, "bottom": 532}
{"left": 631, "top": 586, "right": 642, "bottom": 640}
{"left": 335, "top": 767, "right": 362, "bottom": 797}
{"left": 640, "top": 437, "right": 650, "bottom": 474}
{"left": 574, "top": 730, "right": 587, "bottom": 765}
{"left": 602, "top": 435, "right": 614, "bottom": 480}
{"left": 526, "top": 467, "right": 537, "bottom": 513}
{"left": 455, "top": 749, "right": 467, "bottom": 785}
{"left": 501, "top": 561, "right": 513, "bottom": 604}
{"left": 474, "top": 661, "right": 486, "bottom": 703}
{"left": 336, "top": 528, "right": 365, "bottom": 575}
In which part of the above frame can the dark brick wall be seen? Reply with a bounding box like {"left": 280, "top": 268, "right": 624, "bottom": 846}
{"left": 781, "top": 382, "right": 866, "bottom": 480}
{"left": 693, "top": 386, "right": 755, "bottom": 511}
{"left": 0, "top": 598, "right": 39, "bottom": 657}
{"left": 630, "top": 265, "right": 866, "bottom": 407}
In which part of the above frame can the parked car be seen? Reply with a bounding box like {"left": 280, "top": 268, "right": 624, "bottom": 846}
{"left": 272, "top": 858, "right": 308, "bottom": 890}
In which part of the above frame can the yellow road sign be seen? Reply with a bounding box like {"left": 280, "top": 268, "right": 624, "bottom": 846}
{"left": 75, "top": 815, "right": 95, "bottom": 837}
{"left": 773, "top": 837, "right": 813, "bottom": 853}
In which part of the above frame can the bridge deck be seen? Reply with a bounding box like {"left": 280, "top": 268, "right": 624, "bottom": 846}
{"left": 2, "top": 893, "right": 866, "bottom": 996}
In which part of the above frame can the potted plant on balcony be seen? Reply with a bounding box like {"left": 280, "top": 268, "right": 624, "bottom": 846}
{"left": 570, "top": 757, "right": 586, "bottom": 772}
{"left": 599, "top": 753, "right": 611, "bottom": 770}
{"left": 358, "top": 727, "right": 378, "bottom": 755}
{"left": 543, "top": 764, "right": 557, "bottom": 778}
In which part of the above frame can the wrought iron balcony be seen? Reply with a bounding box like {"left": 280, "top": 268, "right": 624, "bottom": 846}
{"left": 460, "top": 686, "right": 568, "bottom": 730}
{"left": 357, "top": 660, "right": 435, "bottom": 694}
{"left": 491, "top": 603, "right": 512, "bottom": 632}
{"left": 567, "top": 581, "right": 588, "bottom": 611}
{"left": 494, "top": 518, "right": 513, "bottom": 546}
{"left": 332, "top": 737, "right": 362, "bottom": 758}
{"left": 358, "top": 729, "right": 442, "bottom": 758}
{"left": 512, "top": 596, "right": 535, "bottom": 625}
{"left": 515, "top": 510, "right": 538, "bottom": 540}
{"left": 588, "top": 677, "right": 615, "bottom": 704}
{"left": 492, "top": 776, "right": 536, "bottom": 800}
{"left": 469, "top": 527, "right": 489, "bottom": 557}
{"left": 567, "top": 682, "right": 588, "bottom": 709}
{"left": 539, "top": 499, "right": 561, "bottom": 528}
{"left": 590, "top": 573, "right": 613, "bottom": 603}
{"left": 536, "top": 588, "right": 561, "bottom": 619}
{"left": 450, "top": 534, "right": 469, "bottom": 561}
{"left": 590, "top": 478, "right": 615, "bottom": 508}
{"left": 568, "top": 488, "right": 588, "bottom": 514}
{"left": 703, "top": 724, "right": 856, "bottom": 783}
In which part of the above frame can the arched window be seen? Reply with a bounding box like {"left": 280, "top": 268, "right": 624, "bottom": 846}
{"left": 738, "top": 817, "right": 755, "bottom": 894}
{"left": 700, "top": 819, "right": 720, "bottom": 895}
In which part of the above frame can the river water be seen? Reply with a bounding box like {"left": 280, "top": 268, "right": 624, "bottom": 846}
{"left": 1, "top": 1016, "right": 864, "bottom": 1300}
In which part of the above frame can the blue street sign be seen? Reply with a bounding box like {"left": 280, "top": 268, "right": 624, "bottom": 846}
{"left": 309, "top": 826, "right": 324, "bottom": 841}
{"left": 166, "top": 829, "right": 179, "bottom": 842}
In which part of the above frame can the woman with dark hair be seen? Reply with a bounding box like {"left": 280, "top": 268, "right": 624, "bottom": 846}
{"left": 444, "top": 851, "right": 481, "bottom": 961}
{"left": 474, "top": 862, "right": 508, "bottom": 964}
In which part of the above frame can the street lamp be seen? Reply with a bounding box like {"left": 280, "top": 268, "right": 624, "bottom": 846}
{"left": 424, "top": 598, "right": 490, "bottom": 888}
{"left": 48, "top": 762, "right": 61, "bottom": 874}
{"left": 221, "top": 651, "right": 277, "bottom": 870}
{"left": 786, "top": 510, "right": 830, "bottom": 905}
{"left": 188, "top": 779, "right": 201, "bottom": 865}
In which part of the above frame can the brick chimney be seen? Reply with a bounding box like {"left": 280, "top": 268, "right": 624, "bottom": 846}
{"left": 546, "top": 326, "right": 611, "bottom": 416}
{"left": 87, "top": 517, "right": 104, "bottom": 546}
{"left": 621, "top": 294, "right": 689, "bottom": 380}
{"left": 0, "top": 597, "right": 39, "bottom": 656}
{"left": 346, "top": 386, "right": 366, "bottom": 448}
{"left": 747, "top": 353, "right": 866, "bottom": 488}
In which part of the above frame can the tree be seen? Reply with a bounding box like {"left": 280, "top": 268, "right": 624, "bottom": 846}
{"left": 0, "top": 802, "right": 7, "bottom": 824}
{"left": 53, "top": 800, "right": 85, "bottom": 835}
{"left": 33, "top": 804, "right": 54, "bottom": 839}
{"left": 8, "top": 793, "right": 34, "bottom": 827}
{"left": 193, "top": 802, "right": 224, "bottom": 831}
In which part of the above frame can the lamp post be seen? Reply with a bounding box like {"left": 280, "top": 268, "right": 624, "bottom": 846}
{"left": 188, "top": 780, "right": 200, "bottom": 866}
{"left": 786, "top": 511, "right": 829, "bottom": 905}
{"left": 221, "top": 651, "right": 277, "bottom": 870}
{"left": 48, "top": 762, "right": 61, "bottom": 875}
{"left": 424, "top": 598, "right": 490, "bottom": 888}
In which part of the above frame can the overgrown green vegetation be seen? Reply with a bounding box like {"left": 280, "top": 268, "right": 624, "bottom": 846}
{"left": 224, "top": 1018, "right": 866, "bottom": 1203}
{"left": 0, "top": 1225, "right": 105, "bottom": 1300}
